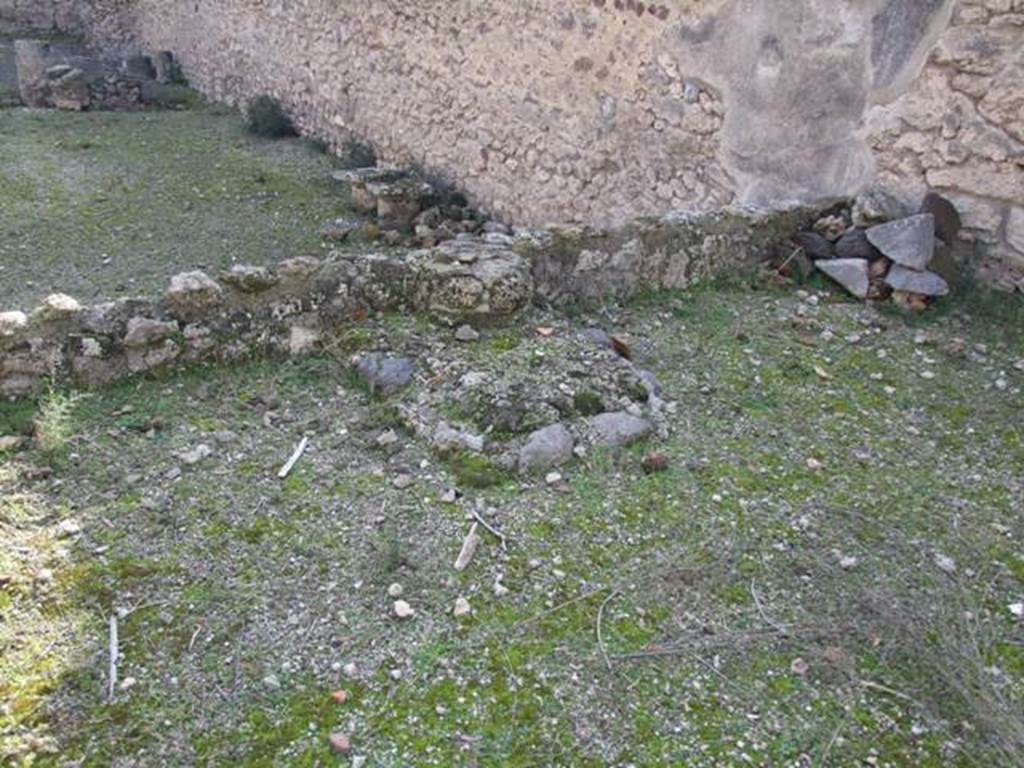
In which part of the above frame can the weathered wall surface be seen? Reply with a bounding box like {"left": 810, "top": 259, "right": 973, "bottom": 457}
{"left": 0, "top": 0, "right": 87, "bottom": 33}
{"left": 25, "top": 1, "right": 1024, "bottom": 288}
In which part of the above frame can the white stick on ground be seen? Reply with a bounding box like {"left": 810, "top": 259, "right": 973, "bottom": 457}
{"left": 471, "top": 509, "right": 508, "bottom": 552}
{"left": 454, "top": 522, "right": 481, "bottom": 571}
{"left": 277, "top": 436, "right": 309, "bottom": 479}
{"left": 107, "top": 614, "right": 118, "bottom": 701}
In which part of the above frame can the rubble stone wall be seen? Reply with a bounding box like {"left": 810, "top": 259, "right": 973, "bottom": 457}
{"left": 11, "top": 0, "right": 1024, "bottom": 289}
{"left": 0, "top": 206, "right": 815, "bottom": 398}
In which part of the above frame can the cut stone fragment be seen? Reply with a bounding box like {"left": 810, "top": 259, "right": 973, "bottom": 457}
{"left": 885, "top": 265, "right": 949, "bottom": 297}
{"left": 816, "top": 258, "right": 870, "bottom": 299}
{"left": 866, "top": 214, "right": 935, "bottom": 270}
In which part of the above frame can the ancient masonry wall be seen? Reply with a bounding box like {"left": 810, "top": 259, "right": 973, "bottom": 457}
{"left": 6, "top": 0, "right": 1024, "bottom": 290}
{"left": 0, "top": 207, "right": 816, "bottom": 398}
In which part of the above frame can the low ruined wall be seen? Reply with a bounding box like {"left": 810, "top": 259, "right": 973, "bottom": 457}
{"left": 23, "top": 1, "right": 1024, "bottom": 290}
{"left": 0, "top": 207, "right": 814, "bottom": 398}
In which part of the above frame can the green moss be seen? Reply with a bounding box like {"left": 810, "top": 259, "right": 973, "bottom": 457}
{"left": 444, "top": 451, "right": 512, "bottom": 489}
{"left": 572, "top": 390, "right": 604, "bottom": 416}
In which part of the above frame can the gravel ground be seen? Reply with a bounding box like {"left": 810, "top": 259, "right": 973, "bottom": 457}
{"left": 2, "top": 277, "right": 1023, "bottom": 767}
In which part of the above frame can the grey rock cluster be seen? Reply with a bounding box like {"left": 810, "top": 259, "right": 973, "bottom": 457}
{"left": 333, "top": 167, "right": 499, "bottom": 242}
{"left": 13, "top": 38, "right": 186, "bottom": 111}
{"left": 794, "top": 193, "right": 959, "bottom": 309}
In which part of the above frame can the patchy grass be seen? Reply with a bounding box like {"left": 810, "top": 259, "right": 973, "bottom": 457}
{"left": 0, "top": 105, "right": 359, "bottom": 309}
{"left": 1, "top": 282, "right": 1022, "bottom": 767}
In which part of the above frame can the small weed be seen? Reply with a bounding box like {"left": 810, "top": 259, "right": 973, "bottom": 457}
{"left": 573, "top": 390, "right": 604, "bottom": 416}
{"left": 33, "top": 388, "right": 86, "bottom": 453}
{"left": 337, "top": 138, "right": 377, "bottom": 169}
{"left": 166, "top": 61, "right": 189, "bottom": 87}
{"left": 445, "top": 451, "right": 511, "bottom": 489}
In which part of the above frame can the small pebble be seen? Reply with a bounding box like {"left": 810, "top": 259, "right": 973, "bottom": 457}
{"left": 453, "top": 596, "right": 472, "bottom": 618}
{"left": 328, "top": 732, "right": 351, "bottom": 754}
{"left": 934, "top": 554, "right": 957, "bottom": 575}
{"left": 393, "top": 600, "right": 415, "bottom": 619}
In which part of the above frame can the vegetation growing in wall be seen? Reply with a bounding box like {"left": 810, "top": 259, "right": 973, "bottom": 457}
{"left": 244, "top": 95, "right": 294, "bottom": 139}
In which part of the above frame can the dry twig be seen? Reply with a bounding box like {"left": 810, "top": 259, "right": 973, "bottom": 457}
{"left": 596, "top": 588, "right": 621, "bottom": 672}
{"left": 471, "top": 509, "right": 507, "bottom": 552}
{"left": 277, "top": 435, "right": 309, "bottom": 479}
{"left": 107, "top": 614, "right": 118, "bottom": 701}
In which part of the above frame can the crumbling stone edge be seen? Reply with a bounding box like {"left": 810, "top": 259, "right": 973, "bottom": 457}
{"left": 0, "top": 204, "right": 821, "bottom": 399}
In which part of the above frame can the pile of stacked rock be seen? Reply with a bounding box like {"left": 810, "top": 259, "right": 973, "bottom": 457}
{"left": 792, "top": 193, "right": 962, "bottom": 312}
{"left": 326, "top": 168, "right": 510, "bottom": 247}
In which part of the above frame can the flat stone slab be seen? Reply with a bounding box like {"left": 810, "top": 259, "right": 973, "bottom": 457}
{"left": 355, "top": 353, "right": 414, "bottom": 395}
{"left": 816, "top": 258, "right": 870, "bottom": 299}
{"left": 587, "top": 412, "right": 653, "bottom": 448}
{"left": 866, "top": 214, "right": 935, "bottom": 270}
{"left": 885, "top": 265, "right": 950, "bottom": 297}
{"left": 519, "top": 423, "right": 575, "bottom": 472}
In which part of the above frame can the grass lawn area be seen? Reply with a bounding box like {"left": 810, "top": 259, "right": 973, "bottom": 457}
{"left": 2, "top": 277, "right": 1022, "bottom": 766}
{"left": 0, "top": 103, "right": 354, "bottom": 310}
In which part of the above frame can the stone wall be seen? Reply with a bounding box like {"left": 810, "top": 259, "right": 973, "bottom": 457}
{"left": 0, "top": 206, "right": 816, "bottom": 398}
{"left": 0, "top": 0, "right": 87, "bottom": 33}
{"left": 23, "top": 1, "right": 1024, "bottom": 289}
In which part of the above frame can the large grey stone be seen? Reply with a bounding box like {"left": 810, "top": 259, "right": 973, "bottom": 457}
{"left": 816, "top": 258, "right": 870, "bottom": 299}
{"left": 123, "top": 317, "right": 178, "bottom": 347}
{"left": 835, "top": 229, "right": 881, "bottom": 261}
{"left": 587, "top": 412, "right": 653, "bottom": 448}
{"left": 222, "top": 265, "right": 279, "bottom": 293}
{"left": 793, "top": 231, "right": 834, "bottom": 261}
{"left": 852, "top": 188, "right": 909, "bottom": 228}
{"left": 31, "top": 293, "right": 83, "bottom": 323}
{"left": 518, "top": 423, "right": 574, "bottom": 472}
{"left": 411, "top": 241, "right": 533, "bottom": 319}
{"left": 0, "top": 311, "right": 28, "bottom": 337}
{"left": 355, "top": 353, "right": 414, "bottom": 395}
{"left": 885, "top": 265, "right": 950, "bottom": 297}
{"left": 165, "top": 271, "right": 224, "bottom": 317}
{"left": 866, "top": 214, "right": 935, "bottom": 270}
{"left": 920, "top": 193, "right": 961, "bottom": 247}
